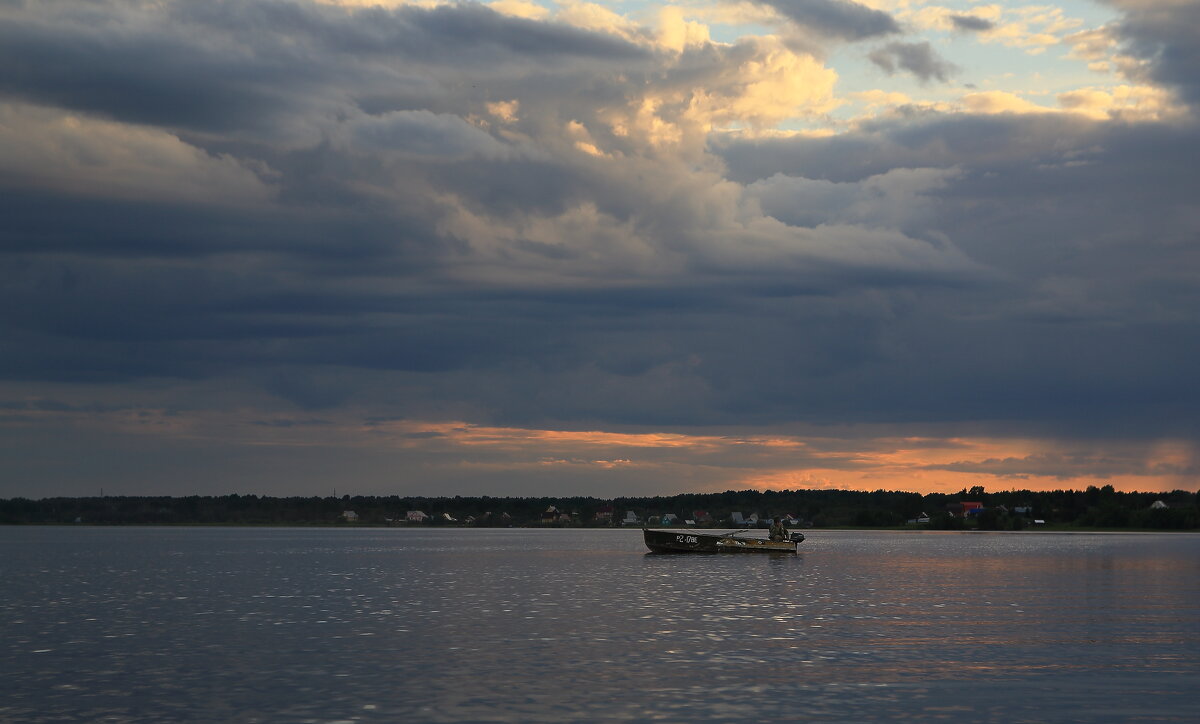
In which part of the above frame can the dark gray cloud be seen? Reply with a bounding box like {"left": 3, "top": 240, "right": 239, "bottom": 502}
{"left": 716, "top": 113, "right": 1106, "bottom": 184}
{"left": 350, "top": 110, "right": 513, "bottom": 160}
{"left": 949, "top": 15, "right": 994, "bottom": 32}
{"left": 1, "top": 0, "right": 1198, "bottom": 496}
{"left": 714, "top": 109, "right": 1200, "bottom": 437}
{"left": 868, "top": 41, "right": 959, "bottom": 83}
{"left": 1111, "top": 0, "right": 1200, "bottom": 107}
{"left": 756, "top": 0, "right": 900, "bottom": 40}
{"left": 0, "top": 1, "right": 648, "bottom": 133}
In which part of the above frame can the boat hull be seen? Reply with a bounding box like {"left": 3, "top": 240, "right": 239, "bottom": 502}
{"left": 642, "top": 529, "right": 803, "bottom": 554}
{"left": 643, "top": 529, "right": 723, "bottom": 553}
{"left": 714, "top": 537, "right": 797, "bottom": 553}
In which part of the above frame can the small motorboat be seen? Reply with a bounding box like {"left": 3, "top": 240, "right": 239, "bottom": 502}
{"left": 643, "top": 528, "right": 804, "bottom": 554}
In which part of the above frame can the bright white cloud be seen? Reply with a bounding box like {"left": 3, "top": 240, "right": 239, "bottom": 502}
{"left": 960, "top": 89, "right": 1055, "bottom": 114}
{"left": 488, "top": 0, "right": 551, "bottom": 20}
{"left": 555, "top": 0, "right": 644, "bottom": 42}
{"left": 657, "top": 5, "right": 713, "bottom": 52}
{"left": 1057, "top": 84, "right": 1182, "bottom": 121}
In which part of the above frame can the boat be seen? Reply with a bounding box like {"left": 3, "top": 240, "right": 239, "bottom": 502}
{"left": 643, "top": 528, "right": 804, "bottom": 554}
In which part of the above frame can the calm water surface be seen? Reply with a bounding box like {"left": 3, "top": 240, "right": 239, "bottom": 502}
{"left": 2, "top": 527, "right": 1198, "bottom": 722}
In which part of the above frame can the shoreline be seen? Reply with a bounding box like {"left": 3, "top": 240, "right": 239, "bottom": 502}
{"left": 3, "top": 522, "right": 1197, "bottom": 533}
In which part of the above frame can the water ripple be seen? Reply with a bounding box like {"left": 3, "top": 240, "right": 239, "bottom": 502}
{"left": 1, "top": 528, "right": 1198, "bottom": 722}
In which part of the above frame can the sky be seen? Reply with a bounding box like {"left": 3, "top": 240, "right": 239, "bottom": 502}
{"left": 1, "top": 0, "right": 1198, "bottom": 499}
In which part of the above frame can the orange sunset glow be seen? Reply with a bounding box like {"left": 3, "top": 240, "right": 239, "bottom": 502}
{"left": 289, "top": 417, "right": 1198, "bottom": 495}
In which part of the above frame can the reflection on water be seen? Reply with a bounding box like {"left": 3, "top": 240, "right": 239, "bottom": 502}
{"left": 2, "top": 528, "right": 1199, "bottom": 722}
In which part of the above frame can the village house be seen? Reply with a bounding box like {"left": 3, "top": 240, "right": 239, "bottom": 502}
{"left": 406, "top": 510, "right": 428, "bottom": 523}
{"left": 946, "top": 502, "right": 983, "bottom": 517}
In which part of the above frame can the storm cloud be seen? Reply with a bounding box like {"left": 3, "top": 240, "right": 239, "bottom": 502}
{"left": 1112, "top": 0, "right": 1200, "bottom": 106}
{"left": 1, "top": 0, "right": 1197, "bottom": 497}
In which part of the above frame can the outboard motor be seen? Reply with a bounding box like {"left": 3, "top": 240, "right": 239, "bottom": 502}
{"left": 789, "top": 532, "right": 806, "bottom": 543}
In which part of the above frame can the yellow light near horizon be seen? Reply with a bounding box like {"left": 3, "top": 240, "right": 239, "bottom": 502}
{"left": 377, "top": 420, "right": 1194, "bottom": 494}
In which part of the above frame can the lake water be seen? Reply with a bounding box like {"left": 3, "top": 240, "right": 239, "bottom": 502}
{"left": 2, "top": 527, "right": 1198, "bottom": 722}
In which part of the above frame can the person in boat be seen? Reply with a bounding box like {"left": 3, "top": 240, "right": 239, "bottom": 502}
{"left": 769, "top": 517, "right": 788, "bottom": 541}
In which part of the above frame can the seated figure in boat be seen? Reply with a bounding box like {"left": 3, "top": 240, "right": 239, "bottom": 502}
{"left": 769, "top": 517, "right": 788, "bottom": 541}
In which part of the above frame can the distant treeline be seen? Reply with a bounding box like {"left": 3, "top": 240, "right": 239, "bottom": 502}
{"left": 1, "top": 486, "right": 1197, "bottom": 529}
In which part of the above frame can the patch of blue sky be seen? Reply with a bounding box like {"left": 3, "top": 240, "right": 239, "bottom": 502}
{"left": 706, "top": 23, "right": 777, "bottom": 46}
{"left": 493, "top": 0, "right": 1127, "bottom": 131}
{"left": 642, "top": 0, "right": 1119, "bottom": 45}
{"left": 833, "top": 36, "right": 1107, "bottom": 94}
{"left": 811, "top": 1, "right": 1126, "bottom": 125}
